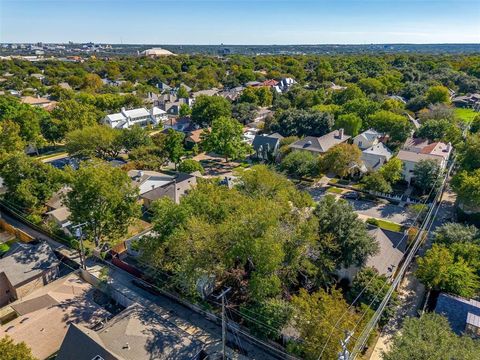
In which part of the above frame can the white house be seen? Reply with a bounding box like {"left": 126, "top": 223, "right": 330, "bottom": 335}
{"left": 103, "top": 107, "right": 167, "bottom": 129}
{"left": 362, "top": 143, "right": 393, "bottom": 171}
{"left": 353, "top": 129, "right": 383, "bottom": 150}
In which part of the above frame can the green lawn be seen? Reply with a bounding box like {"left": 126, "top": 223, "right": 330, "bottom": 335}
{"left": 455, "top": 108, "right": 478, "bottom": 124}
{"left": 367, "top": 218, "right": 403, "bottom": 232}
{"left": 326, "top": 186, "right": 343, "bottom": 194}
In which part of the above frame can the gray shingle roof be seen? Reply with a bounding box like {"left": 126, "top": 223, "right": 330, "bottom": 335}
{"left": 0, "top": 242, "right": 59, "bottom": 287}
{"left": 289, "top": 130, "right": 350, "bottom": 153}
{"left": 435, "top": 293, "right": 480, "bottom": 335}
{"left": 252, "top": 134, "right": 282, "bottom": 152}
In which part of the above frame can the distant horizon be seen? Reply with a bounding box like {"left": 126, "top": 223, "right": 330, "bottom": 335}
{"left": 1, "top": 1, "right": 479, "bottom": 45}
{"left": 2, "top": 42, "right": 480, "bottom": 46}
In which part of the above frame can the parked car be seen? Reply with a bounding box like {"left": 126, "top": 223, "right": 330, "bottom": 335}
{"left": 342, "top": 191, "right": 359, "bottom": 200}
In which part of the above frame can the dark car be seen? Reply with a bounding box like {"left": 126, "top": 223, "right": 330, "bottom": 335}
{"left": 342, "top": 191, "right": 359, "bottom": 200}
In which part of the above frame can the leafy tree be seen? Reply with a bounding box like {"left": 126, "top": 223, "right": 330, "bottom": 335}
{"left": 118, "top": 126, "right": 153, "bottom": 152}
{"left": 82, "top": 73, "right": 103, "bottom": 92}
{"left": 65, "top": 125, "right": 121, "bottom": 159}
{"left": 201, "top": 117, "right": 249, "bottom": 161}
{"left": 416, "top": 244, "right": 480, "bottom": 298}
{"left": 348, "top": 267, "right": 399, "bottom": 323}
{"left": 267, "top": 109, "right": 334, "bottom": 137}
{"left": 470, "top": 115, "right": 480, "bottom": 134}
{"left": 177, "top": 85, "right": 190, "bottom": 99}
{"left": 232, "top": 102, "right": 257, "bottom": 124}
{"left": 240, "top": 298, "right": 292, "bottom": 340}
{"left": 413, "top": 159, "right": 441, "bottom": 194}
{"left": 0, "top": 336, "right": 37, "bottom": 360}
{"left": 361, "top": 172, "right": 392, "bottom": 193}
{"left": 290, "top": 288, "right": 364, "bottom": 360}
{"left": 458, "top": 134, "right": 480, "bottom": 171}
{"left": 65, "top": 161, "right": 140, "bottom": 246}
{"left": 319, "top": 143, "right": 362, "bottom": 178}
{"left": 280, "top": 150, "right": 319, "bottom": 178}
{"left": 358, "top": 77, "right": 387, "bottom": 95}
{"left": 379, "top": 157, "right": 403, "bottom": 184}
{"left": 178, "top": 159, "right": 204, "bottom": 174}
{"left": 314, "top": 195, "right": 379, "bottom": 267}
{"left": 239, "top": 86, "right": 273, "bottom": 107}
{"left": 190, "top": 95, "right": 232, "bottom": 126}
{"left": 434, "top": 222, "right": 479, "bottom": 246}
{"left": 0, "top": 120, "right": 25, "bottom": 153}
{"left": 0, "top": 153, "right": 64, "bottom": 213}
{"left": 342, "top": 98, "right": 379, "bottom": 120}
{"left": 417, "top": 119, "right": 461, "bottom": 144}
{"left": 451, "top": 169, "right": 480, "bottom": 209}
{"left": 366, "top": 110, "right": 412, "bottom": 144}
{"left": 425, "top": 85, "right": 450, "bottom": 105}
{"left": 384, "top": 313, "right": 480, "bottom": 360}
{"left": 179, "top": 103, "right": 191, "bottom": 117}
{"left": 332, "top": 84, "right": 365, "bottom": 105}
{"left": 163, "top": 129, "right": 185, "bottom": 170}
{"left": 128, "top": 145, "right": 166, "bottom": 171}
{"left": 335, "top": 113, "right": 362, "bottom": 137}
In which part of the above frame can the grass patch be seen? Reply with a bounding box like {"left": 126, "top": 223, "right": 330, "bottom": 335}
{"left": 328, "top": 178, "right": 339, "bottom": 184}
{"left": 455, "top": 108, "right": 478, "bottom": 124}
{"left": 367, "top": 218, "right": 403, "bottom": 232}
{"left": 327, "top": 186, "right": 343, "bottom": 194}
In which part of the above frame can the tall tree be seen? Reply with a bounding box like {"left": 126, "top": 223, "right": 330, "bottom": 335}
{"left": 0, "top": 120, "right": 26, "bottom": 154}
{"left": 335, "top": 113, "right": 362, "bottom": 137}
{"left": 201, "top": 117, "right": 249, "bottom": 161}
{"left": 425, "top": 85, "right": 450, "bottom": 105}
{"left": 314, "top": 195, "right": 379, "bottom": 267}
{"left": 379, "top": 157, "right": 403, "bottom": 184}
{"left": 413, "top": 159, "right": 442, "bottom": 194}
{"left": 384, "top": 313, "right": 480, "bottom": 360}
{"left": 65, "top": 125, "right": 121, "bottom": 159}
{"left": 163, "top": 129, "right": 185, "bottom": 170}
{"left": 190, "top": 95, "right": 232, "bottom": 126}
{"left": 65, "top": 161, "right": 140, "bottom": 246}
{"left": 319, "top": 143, "right": 362, "bottom": 178}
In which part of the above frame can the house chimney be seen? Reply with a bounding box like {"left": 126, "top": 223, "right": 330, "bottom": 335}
{"left": 446, "top": 142, "right": 452, "bottom": 153}
{"left": 338, "top": 128, "right": 344, "bottom": 139}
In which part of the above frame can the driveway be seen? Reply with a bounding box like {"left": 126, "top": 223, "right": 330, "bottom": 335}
{"left": 348, "top": 199, "right": 410, "bottom": 225}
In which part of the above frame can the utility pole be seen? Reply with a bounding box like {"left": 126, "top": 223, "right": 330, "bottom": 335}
{"left": 72, "top": 223, "right": 88, "bottom": 270}
{"left": 338, "top": 331, "right": 353, "bottom": 360}
{"left": 215, "top": 287, "right": 231, "bottom": 360}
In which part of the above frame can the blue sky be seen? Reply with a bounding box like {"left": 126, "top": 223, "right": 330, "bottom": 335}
{"left": 1, "top": 0, "right": 479, "bottom": 44}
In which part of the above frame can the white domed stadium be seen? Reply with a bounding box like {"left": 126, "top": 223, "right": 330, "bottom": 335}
{"left": 141, "top": 48, "right": 176, "bottom": 57}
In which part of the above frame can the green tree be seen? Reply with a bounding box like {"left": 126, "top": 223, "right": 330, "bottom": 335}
{"left": 314, "top": 195, "right": 379, "bottom": 267}
{"left": 177, "top": 85, "right": 190, "bottom": 99}
{"left": 201, "top": 117, "right": 249, "bottom": 161}
{"left": 458, "top": 134, "right": 480, "bottom": 171}
{"left": 433, "top": 222, "right": 479, "bottom": 246}
{"left": 118, "top": 126, "right": 153, "bottom": 152}
{"left": 332, "top": 84, "right": 365, "bottom": 105}
{"left": 0, "top": 153, "right": 64, "bottom": 213}
{"left": 0, "top": 336, "right": 37, "bottom": 360}
{"left": 470, "top": 115, "right": 480, "bottom": 134}
{"left": 239, "top": 86, "right": 273, "bottom": 107}
{"left": 290, "top": 288, "right": 363, "bottom": 360}
{"left": 82, "top": 73, "right": 104, "bottom": 92}
{"left": 190, "top": 95, "right": 232, "bottom": 126}
{"left": 366, "top": 110, "right": 412, "bottom": 144}
{"left": 65, "top": 161, "right": 140, "bottom": 246}
{"left": 416, "top": 244, "right": 480, "bottom": 298}
{"left": 232, "top": 102, "right": 257, "bottom": 124}
{"left": 451, "top": 169, "right": 480, "bottom": 209}
{"left": 379, "top": 157, "right": 403, "bottom": 184}
{"left": 163, "top": 129, "right": 185, "bottom": 169}
{"left": 358, "top": 77, "right": 387, "bottom": 95}
{"left": 280, "top": 150, "right": 319, "bottom": 178}
{"left": 319, "top": 143, "right": 362, "bottom": 178}
{"left": 417, "top": 119, "right": 461, "bottom": 144}
{"left": 179, "top": 103, "right": 192, "bottom": 117}
{"left": 384, "top": 313, "right": 480, "bottom": 360}
{"left": 348, "top": 267, "right": 399, "bottom": 323}
{"left": 65, "top": 125, "right": 121, "bottom": 159}
{"left": 361, "top": 172, "right": 392, "bottom": 193}
{"left": 335, "top": 113, "right": 362, "bottom": 137}
{"left": 267, "top": 109, "right": 334, "bottom": 137}
{"left": 425, "top": 85, "right": 450, "bottom": 105}
{"left": 0, "top": 120, "right": 26, "bottom": 154}
{"left": 413, "top": 159, "right": 441, "bottom": 194}
{"left": 178, "top": 159, "right": 204, "bottom": 174}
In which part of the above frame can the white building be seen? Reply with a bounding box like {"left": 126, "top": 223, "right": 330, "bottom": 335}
{"left": 361, "top": 143, "right": 393, "bottom": 171}
{"left": 353, "top": 129, "right": 383, "bottom": 150}
{"left": 103, "top": 107, "right": 167, "bottom": 129}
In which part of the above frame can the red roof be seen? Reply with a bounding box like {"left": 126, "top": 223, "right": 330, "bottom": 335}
{"left": 262, "top": 79, "right": 279, "bottom": 87}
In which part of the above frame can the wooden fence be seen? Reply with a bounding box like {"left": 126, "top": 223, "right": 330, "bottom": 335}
{"left": 0, "top": 218, "right": 34, "bottom": 242}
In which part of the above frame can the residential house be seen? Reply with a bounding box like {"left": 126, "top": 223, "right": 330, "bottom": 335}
{"left": 273, "top": 77, "right": 297, "bottom": 93}
{"left": 185, "top": 128, "right": 206, "bottom": 148}
{"left": 289, "top": 129, "right": 351, "bottom": 154}
{"left": 361, "top": 143, "right": 393, "bottom": 171}
{"left": 435, "top": 293, "right": 480, "bottom": 337}
{"left": 0, "top": 273, "right": 110, "bottom": 360}
{"left": 353, "top": 129, "right": 383, "bottom": 150}
{"left": 337, "top": 225, "right": 406, "bottom": 283}
{"left": 218, "top": 86, "right": 245, "bottom": 101}
{"left": 398, "top": 138, "right": 452, "bottom": 183}
{"left": 128, "top": 170, "right": 196, "bottom": 208}
{"left": 191, "top": 88, "right": 220, "bottom": 99}
{"left": 103, "top": 107, "right": 167, "bottom": 129}
{"left": 57, "top": 303, "right": 206, "bottom": 360}
{"left": 0, "top": 242, "right": 59, "bottom": 307}
{"left": 45, "top": 207, "right": 72, "bottom": 236}
{"left": 452, "top": 93, "right": 480, "bottom": 110}
{"left": 20, "top": 96, "right": 57, "bottom": 110}
{"left": 252, "top": 133, "right": 283, "bottom": 160}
